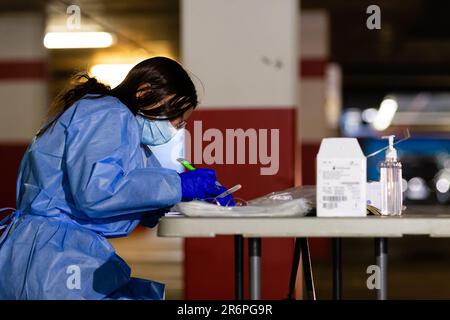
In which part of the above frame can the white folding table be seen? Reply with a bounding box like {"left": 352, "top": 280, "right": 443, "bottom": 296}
{"left": 157, "top": 206, "right": 450, "bottom": 300}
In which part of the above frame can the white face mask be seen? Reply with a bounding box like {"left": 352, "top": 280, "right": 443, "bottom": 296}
{"left": 149, "top": 128, "right": 186, "bottom": 172}
{"left": 136, "top": 115, "right": 178, "bottom": 146}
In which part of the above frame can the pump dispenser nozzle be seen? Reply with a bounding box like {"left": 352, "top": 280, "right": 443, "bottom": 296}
{"left": 382, "top": 135, "right": 397, "bottom": 161}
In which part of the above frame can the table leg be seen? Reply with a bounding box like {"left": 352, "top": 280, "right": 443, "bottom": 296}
{"left": 248, "top": 237, "right": 262, "bottom": 300}
{"left": 375, "top": 238, "right": 388, "bottom": 300}
{"left": 234, "top": 235, "right": 244, "bottom": 300}
{"left": 300, "top": 238, "right": 316, "bottom": 300}
{"left": 332, "top": 238, "right": 342, "bottom": 300}
{"left": 287, "top": 238, "right": 302, "bottom": 299}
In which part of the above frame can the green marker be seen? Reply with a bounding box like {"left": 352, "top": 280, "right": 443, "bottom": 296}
{"left": 177, "top": 158, "right": 196, "bottom": 171}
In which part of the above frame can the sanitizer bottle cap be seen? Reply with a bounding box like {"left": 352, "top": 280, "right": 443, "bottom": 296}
{"left": 382, "top": 135, "right": 397, "bottom": 161}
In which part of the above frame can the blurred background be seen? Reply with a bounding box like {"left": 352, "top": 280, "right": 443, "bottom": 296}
{"left": 1, "top": 0, "right": 450, "bottom": 299}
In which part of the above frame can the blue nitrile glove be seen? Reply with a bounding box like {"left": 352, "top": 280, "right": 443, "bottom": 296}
{"left": 213, "top": 185, "right": 235, "bottom": 207}
{"left": 179, "top": 168, "right": 218, "bottom": 201}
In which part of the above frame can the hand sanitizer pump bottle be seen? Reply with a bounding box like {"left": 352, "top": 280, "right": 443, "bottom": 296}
{"left": 380, "top": 135, "right": 403, "bottom": 216}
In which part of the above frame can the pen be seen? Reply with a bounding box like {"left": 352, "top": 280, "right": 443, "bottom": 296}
{"left": 215, "top": 184, "right": 242, "bottom": 199}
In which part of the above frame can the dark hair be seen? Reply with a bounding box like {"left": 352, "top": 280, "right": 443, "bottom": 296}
{"left": 37, "top": 56, "right": 198, "bottom": 136}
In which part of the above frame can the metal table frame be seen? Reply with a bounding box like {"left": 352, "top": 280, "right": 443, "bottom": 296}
{"left": 158, "top": 212, "right": 450, "bottom": 300}
{"left": 331, "top": 237, "right": 387, "bottom": 300}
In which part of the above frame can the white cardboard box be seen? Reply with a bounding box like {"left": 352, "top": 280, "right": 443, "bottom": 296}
{"left": 316, "top": 138, "right": 367, "bottom": 217}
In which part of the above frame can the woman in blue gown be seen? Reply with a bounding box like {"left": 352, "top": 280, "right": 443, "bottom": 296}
{"left": 0, "top": 57, "right": 232, "bottom": 299}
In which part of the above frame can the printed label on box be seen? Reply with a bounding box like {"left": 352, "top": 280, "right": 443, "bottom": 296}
{"left": 317, "top": 159, "right": 366, "bottom": 216}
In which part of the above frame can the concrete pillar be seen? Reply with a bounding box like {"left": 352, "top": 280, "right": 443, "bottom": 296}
{"left": 0, "top": 12, "right": 48, "bottom": 207}
{"left": 181, "top": 0, "right": 299, "bottom": 299}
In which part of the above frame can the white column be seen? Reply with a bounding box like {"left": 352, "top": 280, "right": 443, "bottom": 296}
{"left": 182, "top": 0, "right": 299, "bottom": 109}
{"left": 299, "top": 10, "right": 341, "bottom": 142}
{"left": 181, "top": 0, "right": 300, "bottom": 300}
{"left": 0, "top": 12, "right": 48, "bottom": 142}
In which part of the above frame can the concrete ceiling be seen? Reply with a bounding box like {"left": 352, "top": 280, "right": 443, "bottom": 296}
{"left": 41, "top": 0, "right": 179, "bottom": 96}
{"left": 2, "top": 0, "right": 450, "bottom": 94}
{"left": 304, "top": 0, "right": 450, "bottom": 91}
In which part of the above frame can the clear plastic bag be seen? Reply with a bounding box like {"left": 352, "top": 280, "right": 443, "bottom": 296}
{"left": 173, "top": 185, "right": 314, "bottom": 217}
{"left": 248, "top": 185, "right": 316, "bottom": 207}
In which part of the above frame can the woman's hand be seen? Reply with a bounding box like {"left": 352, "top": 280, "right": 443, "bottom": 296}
{"left": 212, "top": 185, "right": 235, "bottom": 207}
{"left": 179, "top": 168, "right": 218, "bottom": 201}
{"left": 179, "top": 169, "right": 235, "bottom": 206}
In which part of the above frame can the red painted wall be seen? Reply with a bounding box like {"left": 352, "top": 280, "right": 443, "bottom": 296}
{"left": 0, "top": 144, "right": 27, "bottom": 207}
{"left": 301, "top": 143, "right": 320, "bottom": 186}
{"left": 0, "top": 61, "right": 46, "bottom": 80}
{"left": 183, "top": 108, "right": 297, "bottom": 299}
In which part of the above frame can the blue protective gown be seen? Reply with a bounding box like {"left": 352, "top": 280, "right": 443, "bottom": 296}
{"left": 0, "top": 94, "right": 182, "bottom": 299}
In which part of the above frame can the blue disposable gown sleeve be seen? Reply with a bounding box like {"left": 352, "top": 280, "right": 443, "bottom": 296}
{"left": 65, "top": 104, "right": 182, "bottom": 219}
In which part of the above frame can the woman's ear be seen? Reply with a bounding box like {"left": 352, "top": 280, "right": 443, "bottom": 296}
{"left": 136, "top": 83, "right": 151, "bottom": 98}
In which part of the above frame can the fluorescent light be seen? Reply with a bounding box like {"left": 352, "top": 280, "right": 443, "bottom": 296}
{"left": 407, "top": 177, "right": 429, "bottom": 200}
{"left": 361, "top": 108, "right": 378, "bottom": 123}
{"left": 90, "top": 64, "right": 134, "bottom": 88}
{"left": 436, "top": 178, "right": 450, "bottom": 193}
{"left": 44, "top": 32, "right": 114, "bottom": 49}
{"left": 373, "top": 98, "right": 398, "bottom": 131}
{"left": 342, "top": 108, "right": 362, "bottom": 135}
